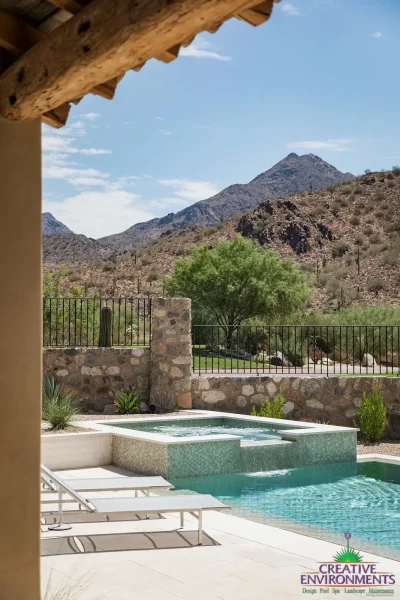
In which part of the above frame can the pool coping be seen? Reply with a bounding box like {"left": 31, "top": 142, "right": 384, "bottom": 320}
{"left": 357, "top": 453, "right": 400, "bottom": 465}
{"left": 75, "top": 409, "right": 357, "bottom": 446}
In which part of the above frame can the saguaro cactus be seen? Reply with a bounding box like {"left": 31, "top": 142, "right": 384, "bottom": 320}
{"left": 98, "top": 306, "right": 112, "bottom": 347}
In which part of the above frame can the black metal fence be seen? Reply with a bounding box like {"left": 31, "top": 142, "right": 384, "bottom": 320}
{"left": 43, "top": 297, "right": 152, "bottom": 347}
{"left": 192, "top": 324, "right": 400, "bottom": 375}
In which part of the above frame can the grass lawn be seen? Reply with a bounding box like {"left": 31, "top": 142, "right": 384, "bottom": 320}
{"left": 192, "top": 347, "right": 272, "bottom": 371}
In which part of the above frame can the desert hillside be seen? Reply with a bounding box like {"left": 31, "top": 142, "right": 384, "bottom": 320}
{"left": 44, "top": 169, "right": 400, "bottom": 310}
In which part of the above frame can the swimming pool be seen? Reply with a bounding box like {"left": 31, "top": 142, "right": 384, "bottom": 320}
{"left": 172, "top": 461, "right": 400, "bottom": 560}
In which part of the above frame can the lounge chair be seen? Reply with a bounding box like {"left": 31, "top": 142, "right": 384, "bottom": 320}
{"left": 41, "top": 464, "right": 173, "bottom": 496}
{"left": 41, "top": 467, "right": 229, "bottom": 544}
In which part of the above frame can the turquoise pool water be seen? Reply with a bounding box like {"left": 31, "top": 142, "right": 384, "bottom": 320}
{"left": 107, "top": 417, "right": 292, "bottom": 441}
{"left": 172, "top": 461, "right": 400, "bottom": 560}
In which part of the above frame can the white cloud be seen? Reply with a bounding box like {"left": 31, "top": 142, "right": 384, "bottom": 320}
{"left": 155, "top": 116, "right": 164, "bottom": 120}
{"left": 80, "top": 112, "right": 102, "bottom": 121}
{"left": 180, "top": 37, "right": 231, "bottom": 62}
{"left": 287, "top": 139, "right": 355, "bottom": 152}
{"left": 157, "top": 129, "right": 171, "bottom": 135}
{"left": 158, "top": 179, "right": 220, "bottom": 201}
{"left": 192, "top": 125, "right": 210, "bottom": 129}
{"left": 281, "top": 3, "right": 300, "bottom": 16}
{"left": 43, "top": 190, "right": 154, "bottom": 238}
{"left": 372, "top": 32, "right": 383, "bottom": 38}
{"left": 79, "top": 148, "right": 112, "bottom": 155}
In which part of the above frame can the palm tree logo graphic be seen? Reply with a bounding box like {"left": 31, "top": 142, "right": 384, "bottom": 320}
{"left": 334, "top": 532, "right": 363, "bottom": 563}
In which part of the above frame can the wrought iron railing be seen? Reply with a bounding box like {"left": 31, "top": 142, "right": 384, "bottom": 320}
{"left": 192, "top": 324, "right": 400, "bottom": 375}
{"left": 43, "top": 297, "right": 152, "bottom": 347}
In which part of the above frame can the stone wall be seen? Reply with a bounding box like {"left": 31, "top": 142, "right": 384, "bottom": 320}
{"left": 150, "top": 297, "right": 192, "bottom": 411}
{"left": 43, "top": 347, "right": 150, "bottom": 413}
{"left": 191, "top": 375, "right": 400, "bottom": 439}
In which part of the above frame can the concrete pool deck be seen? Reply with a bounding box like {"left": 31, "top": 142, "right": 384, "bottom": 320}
{"left": 41, "top": 465, "right": 400, "bottom": 600}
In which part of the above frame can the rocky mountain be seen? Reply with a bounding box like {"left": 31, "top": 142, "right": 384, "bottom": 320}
{"left": 45, "top": 169, "right": 400, "bottom": 309}
{"left": 42, "top": 212, "right": 72, "bottom": 236}
{"left": 98, "top": 153, "right": 354, "bottom": 252}
{"left": 43, "top": 234, "right": 111, "bottom": 263}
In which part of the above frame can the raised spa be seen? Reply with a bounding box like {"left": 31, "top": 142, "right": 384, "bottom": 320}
{"left": 96, "top": 412, "right": 358, "bottom": 479}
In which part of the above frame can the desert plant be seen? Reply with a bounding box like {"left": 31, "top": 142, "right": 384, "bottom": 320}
{"left": 367, "top": 278, "right": 385, "bottom": 294}
{"left": 332, "top": 241, "right": 349, "bottom": 258}
{"left": 42, "top": 377, "right": 81, "bottom": 430}
{"left": 251, "top": 389, "right": 285, "bottom": 419}
{"left": 392, "top": 165, "right": 400, "bottom": 176}
{"left": 114, "top": 389, "right": 140, "bottom": 414}
{"left": 98, "top": 306, "right": 112, "bottom": 347}
{"left": 350, "top": 215, "right": 360, "bottom": 226}
{"left": 354, "top": 383, "right": 386, "bottom": 443}
{"left": 374, "top": 191, "right": 386, "bottom": 201}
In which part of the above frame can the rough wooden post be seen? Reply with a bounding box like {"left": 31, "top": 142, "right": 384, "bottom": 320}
{"left": 150, "top": 297, "right": 192, "bottom": 411}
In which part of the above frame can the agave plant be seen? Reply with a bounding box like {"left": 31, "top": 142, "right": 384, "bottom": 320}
{"left": 114, "top": 389, "right": 140, "bottom": 415}
{"left": 42, "top": 377, "right": 81, "bottom": 430}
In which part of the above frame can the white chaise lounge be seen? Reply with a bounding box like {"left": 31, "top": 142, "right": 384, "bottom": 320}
{"left": 41, "top": 464, "right": 173, "bottom": 496}
{"left": 41, "top": 466, "right": 229, "bottom": 544}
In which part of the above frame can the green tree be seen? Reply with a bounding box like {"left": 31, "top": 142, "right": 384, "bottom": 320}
{"left": 164, "top": 236, "right": 309, "bottom": 345}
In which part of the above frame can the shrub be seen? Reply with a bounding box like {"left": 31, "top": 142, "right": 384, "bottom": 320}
{"left": 367, "top": 278, "right": 385, "bottom": 293}
{"left": 363, "top": 226, "right": 373, "bottom": 236}
{"left": 374, "top": 192, "right": 385, "bottom": 201}
{"left": 381, "top": 249, "right": 399, "bottom": 266}
{"left": 114, "top": 390, "right": 141, "bottom": 414}
{"left": 354, "top": 383, "right": 386, "bottom": 443}
{"left": 353, "top": 186, "right": 363, "bottom": 195}
{"left": 392, "top": 165, "right": 400, "bottom": 176}
{"left": 354, "top": 235, "right": 363, "bottom": 246}
{"left": 387, "top": 181, "right": 395, "bottom": 189}
{"left": 350, "top": 216, "right": 360, "bottom": 226}
{"left": 42, "top": 377, "right": 81, "bottom": 430}
{"left": 375, "top": 210, "right": 384, "bottom": 218}
{"left": 332, "top": 241, "right": 349, "bottom": 258}
{"left": 251, "top": 389, "right": 285, "bottom": 419}
{"left": 341, "top": 188, "right": 352, "bottom": 195}
{"left": 102, "top": 262, "right": 114, "bottom": 272}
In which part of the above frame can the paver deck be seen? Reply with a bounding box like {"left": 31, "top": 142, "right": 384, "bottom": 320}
{"left": 41, "top": 466, "right": 400, "bottom": 600}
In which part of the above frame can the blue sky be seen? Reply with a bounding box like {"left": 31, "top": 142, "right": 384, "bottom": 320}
{"left": 42, "top": 0, "right": 400, "bottom": 238}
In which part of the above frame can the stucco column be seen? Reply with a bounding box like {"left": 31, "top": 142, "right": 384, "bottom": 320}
{"left": 0, "top": 118, "right": 41, "bottom": 599}
{"left": 150, "top": 297, "right": 192, "bottom": 410}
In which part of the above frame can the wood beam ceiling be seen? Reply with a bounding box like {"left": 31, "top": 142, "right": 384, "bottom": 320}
{"left": 0, "top": 0, "right": 277, "bottom": 124}
{"left": 46, "top": 0, "right": 185, "bottom": 66}
{"left": 0, "top": 8, "right": 120, "bottom": 100}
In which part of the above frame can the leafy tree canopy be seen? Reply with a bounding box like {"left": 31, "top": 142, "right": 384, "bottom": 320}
{"left": 164, "top": 236, "right": 310, "bottom": 329}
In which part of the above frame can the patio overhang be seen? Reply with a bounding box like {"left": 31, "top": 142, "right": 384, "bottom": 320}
{"left": 0, "top": 0, "right": 280, "bottom": 127}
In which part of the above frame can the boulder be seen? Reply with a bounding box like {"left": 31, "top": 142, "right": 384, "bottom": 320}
{"left": 361, "top": 353, "right": 378, "bottom": 368}
{"left": 266, "top": 351, "right": 292, "bottom": 367}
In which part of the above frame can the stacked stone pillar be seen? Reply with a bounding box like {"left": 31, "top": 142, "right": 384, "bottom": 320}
{"left": 150, "top": 297, "right": 192, "bottom": 410}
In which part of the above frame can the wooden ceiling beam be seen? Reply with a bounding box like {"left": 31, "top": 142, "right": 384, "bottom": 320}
{"left": 235, "top": 1, "right": 273, "bottom": 26}
{"left": 41, "top": 103, "right": 71, "bottom": 128}
{"left": 48, "top": 0, "right": 182, "bottom": 67}
{"left": 0, "top": 0, "right": 274, "bottom": 122}
{"left": 0, "top": 8, "right": 119, "bottom": 101}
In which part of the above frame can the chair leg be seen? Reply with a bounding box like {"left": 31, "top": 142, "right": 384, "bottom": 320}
{"left": 198, "top": 510, "right": 203, "bottom": 545}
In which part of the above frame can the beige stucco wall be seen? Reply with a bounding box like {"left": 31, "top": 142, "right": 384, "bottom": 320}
{"left": 0, "top": 118, "right": 41, "bottom": 599}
